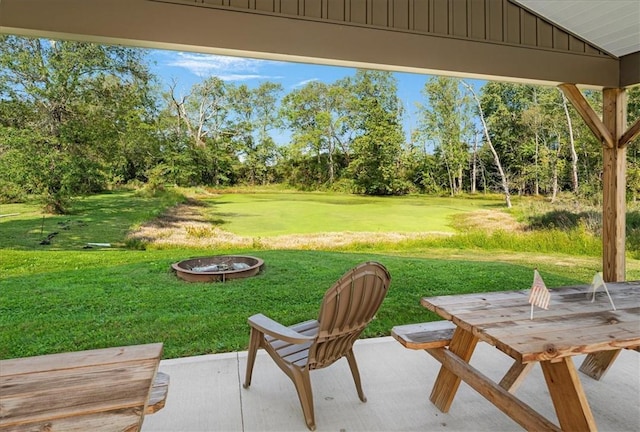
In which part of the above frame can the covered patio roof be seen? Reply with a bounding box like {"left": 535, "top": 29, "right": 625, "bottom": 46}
{"left": 517, "top": 0, "right": 639, "bottom": 58}
{"left": 1, "top": 0, "right": 640, "bottom": 280}
{"left": 1, "top": 0, "right": 638, "bottom": 88}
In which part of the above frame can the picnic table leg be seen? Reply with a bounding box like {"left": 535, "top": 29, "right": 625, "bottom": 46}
{"left": 429, "top": 327, "right": 478, "bottom": 412}
{"left": 499, "top": 361, "right": 535, "bottom": 393}
{"left": 579, "top": 350, "right": 621, "bottom": 380}
{"left": 540, "top": 357, "right": 597, "bottom": 432}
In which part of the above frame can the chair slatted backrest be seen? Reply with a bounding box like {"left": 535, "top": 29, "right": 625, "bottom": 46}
{"left": 308, "top": 262, "right": 391, "bottom": 370}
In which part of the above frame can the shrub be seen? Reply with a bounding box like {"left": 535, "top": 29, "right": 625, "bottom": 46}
{"left": 124, "top": 237, "right": 147, "bottom": 250}
{"left": 329, "top": 178, "right": 356, "bottom": 194}
{"left": 0, "top": 180, "right": 26, "bottom": 203}
{"left": 184, "top": 226, "right": 214, "bottom": 238}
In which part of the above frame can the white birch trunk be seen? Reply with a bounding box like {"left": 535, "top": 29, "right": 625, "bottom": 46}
{"left": 462, "top": 81, "right": 512, "bottom": 208}
{"left": 559, "top": 90, "right": 579, "bottom": 193}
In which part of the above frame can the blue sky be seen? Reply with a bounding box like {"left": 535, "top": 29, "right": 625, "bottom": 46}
{"left": 148, "top": 49, "right": 485, "bottom": 146}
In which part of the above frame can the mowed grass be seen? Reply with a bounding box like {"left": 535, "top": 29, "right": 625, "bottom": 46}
{"left": 1, "top": 247, "right": 585, "bottom": 360}
{"left": 0, "top": 190, "right": 186, "bottom": 250}
{"left": 2, "top": 188, "right": 638, "bottom": 360}
{"left": 199, "top": 192, "right": 501, "bottom": 236}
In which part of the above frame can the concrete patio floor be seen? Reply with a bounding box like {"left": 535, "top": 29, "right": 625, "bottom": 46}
{"left": 142, "top": 337, "right": 640, "bottom": 432}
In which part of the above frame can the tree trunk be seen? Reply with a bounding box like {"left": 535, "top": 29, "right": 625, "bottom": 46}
{"left": 551, "top": 163, "right": 558, "bottom": 203}
{"left": 471, "top": 135, "right": 477, "bottom": 193}
{"left": 445, "top": 157, "right": 454, "bottom": 196}
{"left": 534, "top": 132, "right": 540, "bottom": 196}
{"left": 317, "top": 148, "right": 322, "bottom": 184}
{"left": 560, "top": 90, "right": 579, "bottom": 194}
{"left": 462, "top": 81, "right": 512, "bottom": 208}
{"left": 328, "top": 135, "right": 335, "bottom": 184}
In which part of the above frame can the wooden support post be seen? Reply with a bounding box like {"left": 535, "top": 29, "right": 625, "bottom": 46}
{"left": 568, "top": 87, "right": 629, "bottom": 375}
{"left": 559, "top": 84, "right": 628, "bottom": 283}
{"left": 602, "top": 88, "right": 626, "bottom": 282}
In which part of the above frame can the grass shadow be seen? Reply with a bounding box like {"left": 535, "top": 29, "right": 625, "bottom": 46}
{"left": 526, "top": 209, "right": 601, "bottom": 231}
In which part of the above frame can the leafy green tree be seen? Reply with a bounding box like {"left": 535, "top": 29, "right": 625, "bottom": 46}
{"left": 519, "top": 86, "right": 569, "bottom": 199}
{"left": 0, "top": 36, "right": 154, "bottom": 212}
{"left": 558, "top": 89, "right": 579, "bottom": 194}
{"left": 163, "top": 77, "right": 238, "bottom": 186}
{"left": 343, "top": 70, "right": 407, "bottom": 195}
{"left": 167, "top": 76, "right": 229, "bottom": 148}
{"left": 416, "top": 76, "right": 473, "bottom": 195}
{"left": 565, "top": 90, "right": 603, "bottom": 199}
{"left": 478, "top": 82, "right": 531, "bottom": 191}
{"left": 520, "top": 87, "right": 549, "bottom": 196}
{"left": 401, "top": 133, "right": 442, "bottom": 193}
{"left": 281, "top": 80, "right": 350, "bottom": 187}
{"left": 466, "top": 81, "right": 512, "bottom": 207}
{"left": 535, "top": 87, "right": 577, "bottom": 201}
{"left": 229, "top": 82, "right": 283, "bottom": 185}
{"left": 474, "top": 82, "right": 590, "bottom": 202}
{"left": 628, "top": 85, "right": 640, "bottom": 125}
{"left": 627, "top": 86, "right": 640, "bottom": 201}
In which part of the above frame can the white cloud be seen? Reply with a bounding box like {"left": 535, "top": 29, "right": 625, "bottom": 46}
{"left": 292, "top": 78, "right": 319, "bottom": 88}
{"left": 166, "top": 52, "right": 282, "bottom": 79}
{"left": 217, "top": 74, "right": 283, "bottom": 82}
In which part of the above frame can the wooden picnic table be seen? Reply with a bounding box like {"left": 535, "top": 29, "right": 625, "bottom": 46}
{"left": 0, "top": 343, "right": 168, "bottom": 432}
{"left": 421, "top": 281, "right": 640, "bottom": 431}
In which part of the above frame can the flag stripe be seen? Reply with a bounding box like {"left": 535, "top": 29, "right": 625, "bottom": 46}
{"left": 529, "top": 270, "right": 550, "bottom": 310}
{"left": 529, "top": 287, "right": 550, "bottom": 309}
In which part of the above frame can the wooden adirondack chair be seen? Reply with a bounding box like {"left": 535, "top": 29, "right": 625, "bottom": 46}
{"left": 243, "top": 261, "right": 391, "bottom": 431}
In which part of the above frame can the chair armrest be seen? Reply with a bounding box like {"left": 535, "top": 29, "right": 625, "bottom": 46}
{"left": 248, "top": 314, "right": 316, "bottom": 344}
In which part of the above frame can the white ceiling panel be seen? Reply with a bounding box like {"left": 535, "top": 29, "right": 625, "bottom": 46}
{"left": 516, "top": 0, "right": 640, "bottom": 57}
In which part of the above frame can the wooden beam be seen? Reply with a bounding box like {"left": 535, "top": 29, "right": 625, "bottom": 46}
{"left": 541, "top": 358, "right": 597, "bottom": 431}
{"left": 620, "top": 117, "right": 640, "bottom": 148}
{"left": 579, "top": 350, "right": 622, "bottom": 381}
{"left": 498, "top": 361, "right": 535, "bottom": 393}
{"left": 429, "top": 327, "right": 478, "bottom": 412}
{"left": 602, "top": 88, "right": 627, "bottom": 282}
{"left": 558, "top": 84, "right": 614, "bottom": 148}
{"left": 426, "top": 348, "right": 561, "bottom": 432}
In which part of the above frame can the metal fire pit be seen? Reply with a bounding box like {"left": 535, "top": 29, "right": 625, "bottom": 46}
{"left": 172, "top": 255, "right": 264, "bottom": 282}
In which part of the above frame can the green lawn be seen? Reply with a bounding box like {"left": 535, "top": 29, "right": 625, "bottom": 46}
{"left": 0, "top": 190, "right": 500, "bottom": 250}
{"left": 0, "top": 190, "right": 185, "bottom": 250}
{"left": 1, "top": 248, "right": 585, "bottom": 360}
{"left": 1, "top": 189, "right": 637, "bottom": 360}
{"left": 199, "top": 192, "right": 500, "bottom": 236}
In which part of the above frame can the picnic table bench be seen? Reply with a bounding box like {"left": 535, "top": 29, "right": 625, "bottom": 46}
{"left": 0, "top": 343, "right": 168, "bottom": 432}
{"left": 394, "top": 281, "right": 640, "bottom": 431}
{"left": 392, "top": 320, "right": 534, "bottom": 392}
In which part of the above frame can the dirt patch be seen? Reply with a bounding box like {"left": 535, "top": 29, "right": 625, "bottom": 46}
{"left": 257, "top": 231, "right": 450, "bottom": 250}
{"left": 127, "top": 202, "right": 451, "bottom": 249}
{"left": 127, "top": 202, "right": 247, "bottom": 247}
{"left": 141, "top": 201, "right": 207, "bottom": 228}
{"left": 454, "top": 210, "right": 524, "bottom": 233}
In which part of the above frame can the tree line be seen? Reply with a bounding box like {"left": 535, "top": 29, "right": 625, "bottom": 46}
{"left": 1, "top": 36, "right": 639, "bottom": 213}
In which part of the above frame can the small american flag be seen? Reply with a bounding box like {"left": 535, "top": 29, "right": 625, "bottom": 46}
{"left": 528, "top": 270, "right": 550, "bottom": 319}
{"left": 590, "top": 272, "right": 616, "bottom": 311}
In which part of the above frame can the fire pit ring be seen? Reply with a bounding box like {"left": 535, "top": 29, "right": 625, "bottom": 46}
{"left": 172, "top": 255, "right": 264, "bottom": 282}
